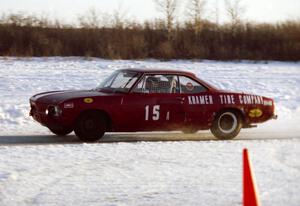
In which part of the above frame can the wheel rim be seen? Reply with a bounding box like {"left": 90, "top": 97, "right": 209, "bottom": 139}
{"left": 84, "top": 119, "right": 96, "bottom": 131}
{"left": 81, "top": 115, "right": 99, "bottom": 134}
{"left": 218, "top": 112, "right": 237, "bottom": 134}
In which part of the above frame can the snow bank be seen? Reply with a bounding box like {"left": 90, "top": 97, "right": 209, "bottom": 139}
{"left": 0, "top": 57, "right": 299, "bottom": 136}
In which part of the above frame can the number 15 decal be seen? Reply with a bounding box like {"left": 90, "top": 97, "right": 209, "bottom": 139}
{"left": 145, "top": 105, "right": 160, "bottom": 121}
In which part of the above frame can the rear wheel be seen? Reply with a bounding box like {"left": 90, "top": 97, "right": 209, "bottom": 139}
{"left": 210, "top": 110, "right": 242, "bottom": 140}
{"left": 74, "top": 111, "right": 107, "bottom": 142}
{"left": 49, "top": 127, "right": 73, "bottom": 136}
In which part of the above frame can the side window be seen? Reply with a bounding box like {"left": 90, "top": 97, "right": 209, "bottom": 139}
{"left": 179, "top": 76, "right": 207, "bottom": 94}
{"left": 112, "top": 72, "right": 139, "bottom": 90}
{"left": 133, "top": 74, "right": 179, "bottom": 94}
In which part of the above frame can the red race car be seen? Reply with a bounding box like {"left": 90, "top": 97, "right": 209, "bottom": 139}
{"left": 30, "top": 69, "right": 277, "bottom": 142}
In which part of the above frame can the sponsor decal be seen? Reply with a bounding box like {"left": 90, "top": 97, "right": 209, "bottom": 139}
{"left": 64, "top": 102, "right": 74, "bottom": 108}
{"left": 249, "top": 108, "right": 263, "bottom": 118}
{"left": 219, "top": 94, "right": 265, "bottom": 105}
{"left": 238, "top": 95, "right": 264, "bottom": 105}
{"left": 263, "top": 100, "right": 273, "bottom": 106}
{"left": 188, "top": 94, "right": 269, "bottom": 106}
{"left": 188, "top": 95, "right": 213, "bottom": 105}
{"left": 166, "top": 111, "right": 170, "bottom": 121}
{"left": 219, "top": 95, "right": 235, "bottom": 104}
{"left": 83, "top": 98, "right": 94, "bottom": 104}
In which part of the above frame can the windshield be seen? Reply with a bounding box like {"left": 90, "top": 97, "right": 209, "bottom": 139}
{"left": 96, "top": 70, "right": 140, "bottom": 93}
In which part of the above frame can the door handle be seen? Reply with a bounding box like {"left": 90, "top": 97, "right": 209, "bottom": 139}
{"left": 176, "top": 97, "right": 185, "bottom": 101}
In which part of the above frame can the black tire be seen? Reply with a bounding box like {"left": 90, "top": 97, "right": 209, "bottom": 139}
{"left": 74, "top": 111, "right": 107, "bottom": 142}
{"left": 210, "top": 110, "right": 242, "bottom": 140}
{"left": 49, "top": 126, "right": 73, "bottom": 136}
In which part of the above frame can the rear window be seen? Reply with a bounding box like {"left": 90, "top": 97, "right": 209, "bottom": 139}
{"left": 179, "top": 76, "right": 207, "bottom": 94}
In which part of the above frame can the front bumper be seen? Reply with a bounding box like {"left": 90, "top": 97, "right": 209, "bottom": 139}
{"left": 30, "top": 105, "right": 70, "bottom": 128}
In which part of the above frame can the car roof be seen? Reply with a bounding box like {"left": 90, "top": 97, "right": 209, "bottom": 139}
{"left": 120, "top": 68, "right": 219, "bottom": 91}
{"left": 120, "top": 68, "right": 196, "bottom": 77}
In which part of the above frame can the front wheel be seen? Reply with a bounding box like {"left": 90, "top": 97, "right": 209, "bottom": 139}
{"left": 210, "top": 110, "right": 242, "bottom": 140}
{"left": 74, "top": 111, "right": 107, "bottom": 142}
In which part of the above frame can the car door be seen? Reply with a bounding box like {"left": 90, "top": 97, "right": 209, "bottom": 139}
{"left": 119, "top": 74, "right": 185, "bottom": 131}
{"left": 178, "top": 75, "right": 214, "bottom": 128}
{"left": 118, "top": 92, "right": 156, "bottom": 131}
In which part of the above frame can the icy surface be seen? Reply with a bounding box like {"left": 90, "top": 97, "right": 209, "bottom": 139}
{"left": 0, "top": 57, "right": 300, "bottom": 205}
{"left": 0, "top": 139, "right": 299, "bottom": 206}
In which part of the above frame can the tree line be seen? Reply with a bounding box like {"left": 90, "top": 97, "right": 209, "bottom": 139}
{"left": 0, "top": 0, "right": 299, "bottom": 61}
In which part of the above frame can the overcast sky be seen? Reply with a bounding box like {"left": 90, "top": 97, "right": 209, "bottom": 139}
{"left": 0, "top": 0, "right": 299, "bottom": 24}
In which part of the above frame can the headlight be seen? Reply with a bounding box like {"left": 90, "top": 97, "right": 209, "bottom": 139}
{"left": 47, "top": 106, "right": 62, "bottom": 117}
{"left": 54, "top": 106, "right": 62, "bottom": 116}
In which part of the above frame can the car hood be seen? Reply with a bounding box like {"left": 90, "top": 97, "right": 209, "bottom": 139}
{"left": 30, "top": 90, "right": 112, "bottom": 104}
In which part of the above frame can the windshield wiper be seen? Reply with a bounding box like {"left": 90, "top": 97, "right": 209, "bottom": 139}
{"left": 96, "top": 88, "right": 111, "bottom": 93}
{"left": 112, "top": 89, "right": 127, "bottom": 94}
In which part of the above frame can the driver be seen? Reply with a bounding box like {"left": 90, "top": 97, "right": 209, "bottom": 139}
{"left": 170, "top": 76, "right": 178, "bottom": 93}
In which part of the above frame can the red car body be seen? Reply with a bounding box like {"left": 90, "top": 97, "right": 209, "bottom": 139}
{"left": 30, "top": 69, "right": 277, "bottom": 141}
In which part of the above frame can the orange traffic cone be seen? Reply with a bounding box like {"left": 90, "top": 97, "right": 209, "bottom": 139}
{"left": 243, "top": 149, "right": 261, "bottom": 206}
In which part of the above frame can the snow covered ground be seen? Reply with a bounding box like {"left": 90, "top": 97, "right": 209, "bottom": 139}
{"left": 0, "top": 57, "right": 299, "bottom": 205}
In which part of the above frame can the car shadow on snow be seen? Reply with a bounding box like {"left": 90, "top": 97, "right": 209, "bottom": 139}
{"left": 0, "top": 131, "right": 296, "bottom": 146}
{"left": 0, "top": 135, "right": 80, "bottom": 145}
{"left": 0, "top": 132, "right": 217, "bottom": 146}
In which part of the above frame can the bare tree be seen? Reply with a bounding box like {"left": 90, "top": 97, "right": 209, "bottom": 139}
{"left": 214, "top": 0, "right": 220, "bottom": 25}
{"left": 186, "top": 0, "right": 206, "bottom": 35}
{"left": 78, "top": 8, "right": 102, "bottom": 28}
{"left": 6, "top": 13, "right": 26, "bottom": 26}
{"left": 36, "top": 13, "right": 51, "bottom": 27}
{"left": 112, "top": 4, "right": 128, "bottom": 29}
{"left": 154, "top": 0, "right": 178, "bottom": 39}
{"left": 0, "top": 12, "right": 50, "bottom": 27}
{"left": 224, "top": 0, "right": 245, "bottom": 28}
